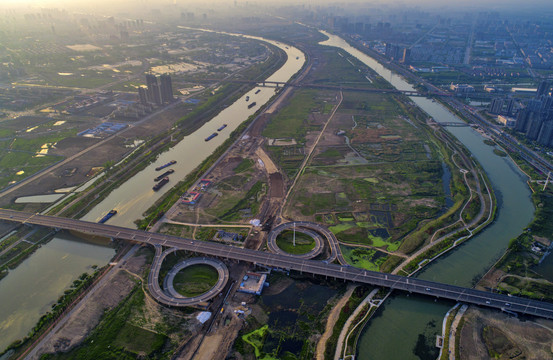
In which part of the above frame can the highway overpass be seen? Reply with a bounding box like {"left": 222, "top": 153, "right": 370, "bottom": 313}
{"left": 2, "top": 208, "right": 553, "bottom": 319}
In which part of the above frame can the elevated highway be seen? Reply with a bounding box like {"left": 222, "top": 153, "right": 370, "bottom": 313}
{"left": 148, "top": 245, "right": 229, "bottom": 307}
{"left": 2, "top": 209, "right": 553, "bottom": 319}
{"left": 197, "top": 78, "right": 449, "bottom": 97}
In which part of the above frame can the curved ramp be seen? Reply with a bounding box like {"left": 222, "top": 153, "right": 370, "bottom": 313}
{"left": 148, "top": 245, "right": 229, "bottom": 307}
{"left": 268, "top": 221, "right": 346, "bottom": 264}
{"left": 268, "top": 222, "right": 324, "bottom": 259}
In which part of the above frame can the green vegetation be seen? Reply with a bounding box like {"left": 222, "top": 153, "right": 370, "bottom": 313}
{"left": 40, "top": 288, "right": 168, "bottom": 360}
{"left": 482, "top": 326, "right": 522, "bottom": 359}
{"left": 275, "top": 230, "right": 316, "bottom": 255}
{"left": 234, "top": 158, "right": 255, "bottom": 173}
{"left": 0, "top": 229, "right": 54, "bottom": 278}
{"left": 402, "top": 232, "right": 466, "bottom": 274}
{"left": 490, "top": 187, "right": 553, "bottom": 300}
{"left": 305, "top": 50, "right": 383, "bottom": 88}
{"left": 2, "top": 270, "right": 102, "bottom": 358}
{"left": 173, "top": 264, "right": 218, "bottom": 297}
{"left": 233, "top": 274, "right": 342, "bottom": 360}
{"left": 493, "top": 148, "right": 507, "bottom": 157}
{"left": 0, "top": 150, "right": 63, "bottom": 190}
{"left": 136, "top": 111, "right": 266, "bottom": 229}
{"left": 216, "top": 181, "right": 266, "bottom": 222}
{"left": 263, "top": 89, "right": 322, "bottom": 140}
{"left": 340, "top": 245, "right": 389, "bottom": 271}
{"left": 324, "top": 286, "right": 371, "bottom": 360}
{"left": 283, "top": 90, "right": 470, "bottom": 263}
{"left": 242, "top": 325, "right": 269, "bottom": 358}
{"left": 158, "top": 223, "right": 193, "bottom": 238}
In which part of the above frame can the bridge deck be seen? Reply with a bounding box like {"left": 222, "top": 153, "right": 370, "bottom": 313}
{"left": 2, "top": 209, "right": 553, "bottom": 319}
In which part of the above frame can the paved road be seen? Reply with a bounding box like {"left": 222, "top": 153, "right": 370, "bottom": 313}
{"left": 2, "top": 209, "right": 553, "bottom": 319}
{"left": 0, "top": 98, "right": 183, "bottom": 199}
{"left": 148, "top": 246, "right": 229, "bottom": 307}
{"left": 267, "top": 222, "right": 324, "bottom": 259}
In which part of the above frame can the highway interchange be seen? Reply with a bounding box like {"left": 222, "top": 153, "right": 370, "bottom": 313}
{"left": 267, "top": 222, "right": 325, "bottom": 260}
{"left": 148, "top": 245, "right": 230, "bottom": 307}
{"left": 2, "top": 208, "right": 553, "bottom": 319}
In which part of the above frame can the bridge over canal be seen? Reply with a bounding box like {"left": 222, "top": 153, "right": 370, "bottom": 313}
{"left": 2, "top": 209, "right": 553, "bottom": 319}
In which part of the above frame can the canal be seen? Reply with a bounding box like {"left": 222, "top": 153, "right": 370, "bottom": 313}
{"left": 319, "top": 32, "right": 535, "bottom": 359}
{"left": 0, "top": 31, "right": 305, "bottom": 353}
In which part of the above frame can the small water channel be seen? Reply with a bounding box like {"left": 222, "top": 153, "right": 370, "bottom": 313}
{"left": 318, "top": 31, "right": 535, "bottom": 359}
{"left": 441, "top": 161, "right": 454, "bottom": 210}
{"left": 0, "top": 30, "right": 306, "bottom": 353}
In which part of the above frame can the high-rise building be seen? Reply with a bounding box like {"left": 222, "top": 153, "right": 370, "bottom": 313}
{"left": 504, "top": 98, "right": 515, "bottom": 116}
{"left": 138, "top": 86, "right": 148, "bottom": 104}
{"left": 141, "top": 74, "right": 174, "bottom": 106}
{"left": 146, "top": 74, "right": 157, "bottom": 89}
{"left": 527, "top": 99, "right": 543, "bottom": 113}
{"left": 159, "top": 74, "right": 174, "bottom": 103}
{"left": 526, "top": 112, "right": 544, "bottom": 140}
{"left": 489, "top": 98, "right": 504, "bottom": 114}
{"left": 150, "top": 83, "right": 162, "bottom": 105}
{"left": 537, "top": 80, "right": 550, "bottom": 98}
{"left": 515, "top": 108, "right": 530, "bottom": 132}
{"left": 401, "top": 48, "right": 411, "bottom": 64}
{"left": 537, "top": 119, "right": 553, "bottom": 146}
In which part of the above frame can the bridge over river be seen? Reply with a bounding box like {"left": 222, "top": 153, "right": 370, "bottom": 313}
{"left": 198, "top": 78, "right": 449, "bottom": 97}
{"left": 2, "top": 208, "right": 553, "bottom": 319}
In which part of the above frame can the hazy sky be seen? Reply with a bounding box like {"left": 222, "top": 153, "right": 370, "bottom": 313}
{"left": 2, "top": 0, "right": 553, "bottom": 12}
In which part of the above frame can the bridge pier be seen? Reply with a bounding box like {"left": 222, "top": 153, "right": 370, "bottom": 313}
{"left": 3, "top": 209, "right": 553, "bottom": 320}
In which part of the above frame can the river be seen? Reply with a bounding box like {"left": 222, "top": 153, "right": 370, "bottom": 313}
{"left": 319, "top": 32, "right": 536, "bottom": 359}
{"left": 0, "top": 234, "right": 114, "bottom": 352}
{"left": 0, "top": 31, "right": 305, "bottom": 353}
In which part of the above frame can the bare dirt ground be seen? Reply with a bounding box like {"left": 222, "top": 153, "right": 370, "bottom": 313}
{"left": 180, "top": 314, "right": 243, "bottom": 360}
{"left": 315, "top": 284, "right": 355, "bottom": 360}
{"left": 31, "top": 252, "right": 149, "bottom": 358}
{"left": 0, "top": 102, "right": 191, "bottom": 207}
{"left": 476, "top": 268, "right": 504, "bottom": 291}
{"left": 458, "top": 306, "right": 553, "bottom": 360}
{"left": 176, "top": 264, "right": 254, "bottom": 360}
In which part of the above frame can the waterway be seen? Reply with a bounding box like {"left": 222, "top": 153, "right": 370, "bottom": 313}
{"left": 81, "top": 32, "right": 305, "bottom": 228}
{"left": 319, "top": 32, "right": 536, "bottom": 359}
{"left": 0, "top": 234, "right": 114, "bottom": 351}
{"left": 0, "top": 30, "right": 305, "bottom": 353}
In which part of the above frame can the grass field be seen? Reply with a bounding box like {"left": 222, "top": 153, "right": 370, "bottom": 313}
{"left": 262, "top": 89, "right": 320, "bottom": 140}
{"left": 43, "top": 289, "right": 168, "bottom": 359}
{"left": 275, "top": 230, "right": 316, "bottom": 255}
{"left": 340, "top": 244, "right": 389, "bottom": 272}
{"left": 282, "top": 89, "right": 461, "bottom": 261}
{"left": 242, "top": 325, "right": 270, "bottom": 358}
{"left": 173, "top": 264, "right": 219, "bottom": 297}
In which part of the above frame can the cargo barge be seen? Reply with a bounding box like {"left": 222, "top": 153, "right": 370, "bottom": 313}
{"left": 98, "top": 210, "right": 117, "bottom": 224}
{"left": 154, "top": 169, "right": 174, "bottom": 181}
{"left": 205, "top": 132, "right": 218, "bottom": 141}
{"left": 248, "top": 102, "right": 256, "bottom": 109}
{"left": 245, "top": 96, "right": 250, "bottom": 101}
{"left": 255, "top": 89, "right": 261, "bottom": 94}
{"left": 153, "top": 177, "right": 169, "bottom": 191}
{"left": 217, "top": 124, "right": 227, "bottom": 131}
{"left": 155, "top": 160, "right": 176, "bottom": 171}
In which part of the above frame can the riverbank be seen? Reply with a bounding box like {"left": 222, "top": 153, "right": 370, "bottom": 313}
{"left": 0, "top": 28, "right": 308, "bottom": 358}
{"left": 0, "top": 32, "right": 293, "bottom": 356}
{"left": 313, "top": 30, "right": 534, "bottom": 360}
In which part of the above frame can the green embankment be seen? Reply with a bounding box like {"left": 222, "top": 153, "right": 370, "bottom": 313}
{"left": 173, "top": 264, "right": 218, "bottom": 297}
{"left": 275, "top": 230, "right": 316, "bottom": 255}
